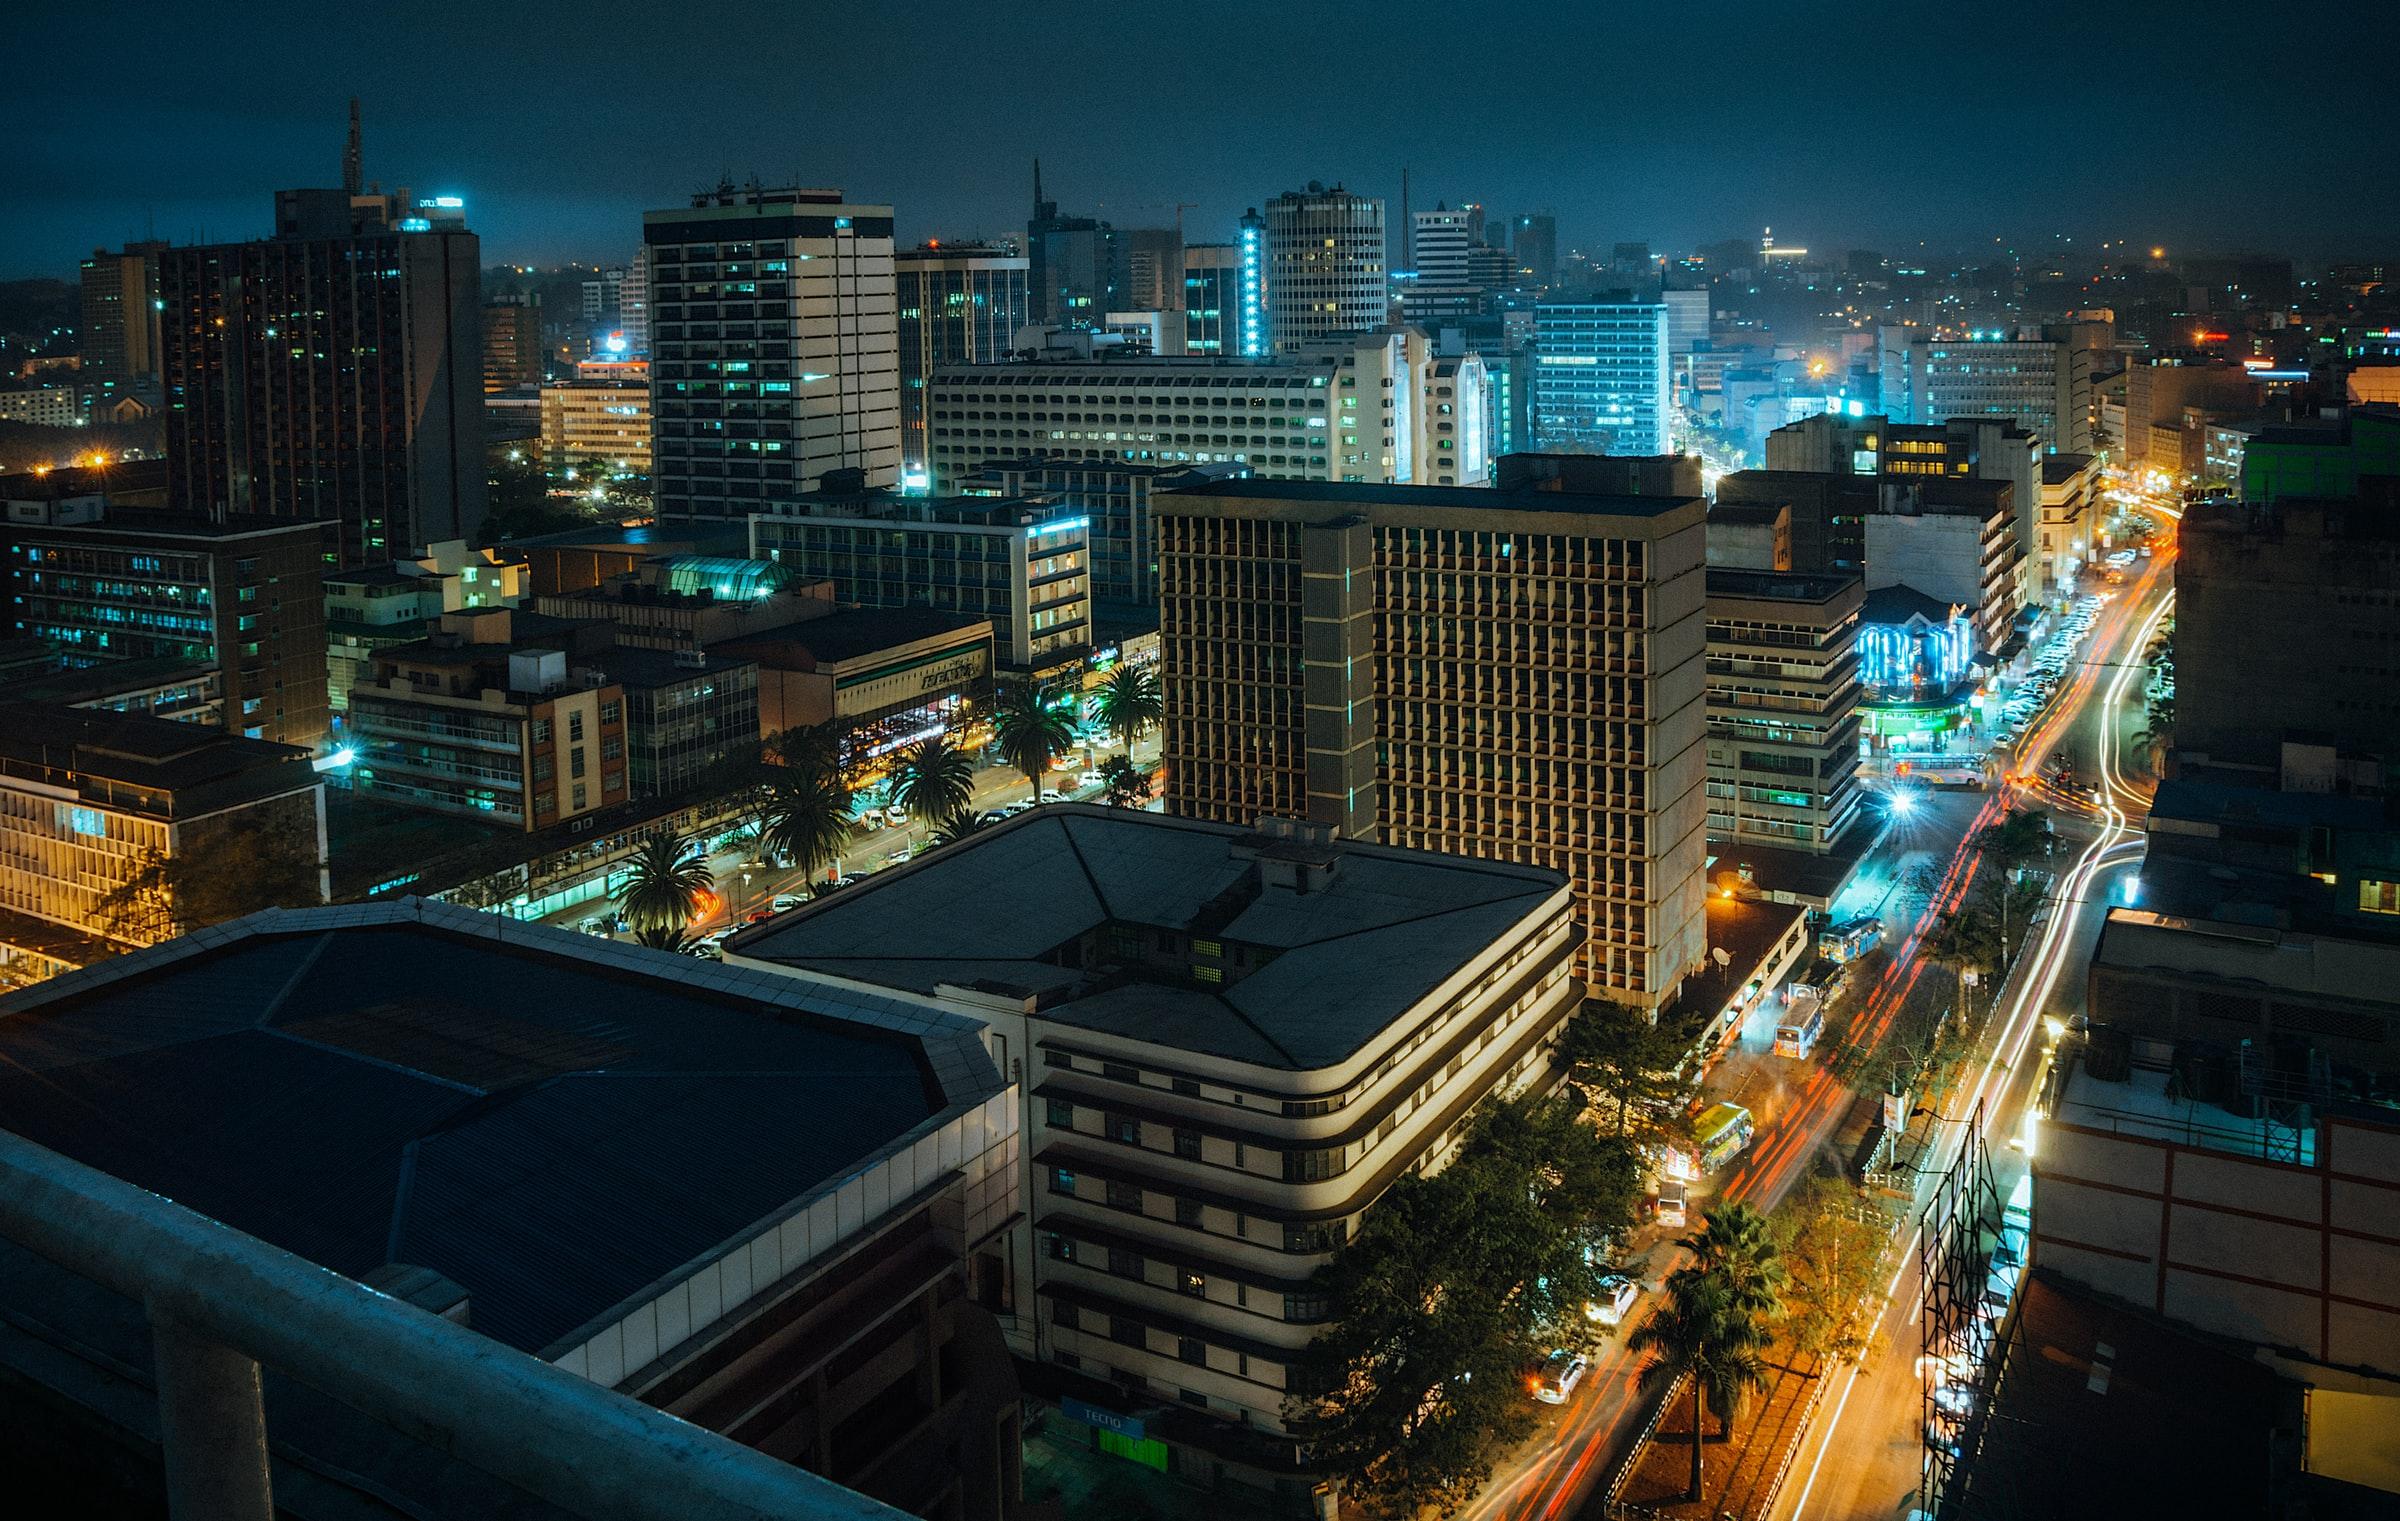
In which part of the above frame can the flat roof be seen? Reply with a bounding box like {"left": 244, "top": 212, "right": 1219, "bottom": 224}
{"left": 323, "top": 562, "right": 427, "bottom": 589}
{"left": 1708, "top": 503, "right": 1789, "bottom": 526}
{"left": 0, "top": 655, "right": 215, "bottom": 705}
{"left": 0, "top": 900, "right": 998, "bottom": 1358}
{"left": 729, "top": 807, "right": 1567, "bottom": 1071}
{"left": 1705, "top": 567, "right": 1860, "bottom": 603}
{"left": 1161, "top": 476, "right": 1702, "bottom": 520}
{"left": 595, "top": 645, "right": 754, "bottom": 687}
{"left": 0, "top": 701, "right": 309, "bottom": 794}
{"left": 719, "top": 607, "right": 991, "bottom": 665}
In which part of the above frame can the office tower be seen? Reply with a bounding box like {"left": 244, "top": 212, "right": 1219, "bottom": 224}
{"left": 1512, "top": 213, "right": 1558, "bottom": 285}
{"left": 1464, "top": 242, "right": 1516, "bottom": 291}
{"left": 1258, "top": 182, "right": 1387, "bottom": 351}
{"left": 1420, "top": 353, "right": 1492, "bottom": 485}
{"left": 955, "top": 457, "right": 1246, "bottom": 607}
{"left": 1661, "top": 287, "right": 1709, "bottom": 359}
{"left": 619, "top": 246, "right": 650, "bottom": 356}
{"left": 77, "top": 242, "right": 166, "bottom": 386}
{"left": 1531, "top": 294, "right": 1671, "bottom": 455}
{"left": 2125, "top": 354, "right": 2259, "bottom": 471}
{"left": 1879, "top": 327, "right": 2092, "bottom": 454}
{"left": 0, "top": 387, "right": 83, "bottom": 427}
{"left": 1026, "top": 165, "right": 1127, "bottom": 327}
{"left": 1765, "top": 411, "right": 2044, "bottom": 594}
{"left": 539, "top": 356, "right": 651, "bottom": 471}
{"left": 1125, "top": 227, "right": 1183, "bottom": 311}
{"left": 1411, "top": 205, "right": 1474, "bottom": 285}
{"left": 0, "top": 704, "right": 325, "bottom": 974}
{"left": 727, "top": 806, "right": 1582, "bottom": 1457}
{"left": 750, "top": 473, "right": 1090, "bottom": 670}
{"left": 926, "top": 329, "right": 1439, "bottom": 489}
{"left": 1237, "top": 211, "right": 1268, "bottom": 357}
{"left": 895, "top": 242, "right": 1031, "bottom": 483}
{"left": 643, "top": 185, "right": 901, "bottom": 517}
{"left": 162, "top": 178, "right": 485, "bottom": 564}
{"left": 5, "top": 482, "right": 332, "bottom": 748}
{"left": 481, "top": 298, "right": 542, "bottom": 391}
{"left": 579, "top": 266, "right": 625, "bottom": 324}
{"left": 1702, "top": 570, "right": 1864, "bottom": 855}
{"left": 1181, "top": 243, "right": 1239, "bottom": 355}
{"left": 1156, "top": 472, "right": 1709, "bottom": 1009}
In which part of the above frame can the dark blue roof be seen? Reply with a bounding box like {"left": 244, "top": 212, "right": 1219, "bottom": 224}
{"left": 0, "top": 921, "right": 947, "bottom": 1355}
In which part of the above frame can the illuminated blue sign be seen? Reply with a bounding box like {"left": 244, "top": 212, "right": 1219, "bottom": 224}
{"left": 1031, "top": 517, "right": 1090, "bottom": 536}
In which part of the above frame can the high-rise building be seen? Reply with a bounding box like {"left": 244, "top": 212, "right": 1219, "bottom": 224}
{"left": 1861, "top": 478, "right": 2021, "bottom": 655}
{"left": 1156, "top": 472, "right": 1709, "bottom": 1009}
{"left": 1702, "top": 570, "right": 1865, "bottom": 856}
{"left": 1532, "top": 294, "right": 1671, "bottom": 455}
{"left": 1237, "top": 211, "right": 1268, "bottom": 357}
{"left": 1419, "top": 354, "right": 1493, "bottom": 486}
{"left": 1765, "top": 411, "right": 2044, "bottom": 596}
{"left": 619, "top": 246, "right": 650, "bottom": 356}
{"left": 895, "top": 242, "right": 1031, "bottom": 484}
{"left": 77, "top": 242, "right": 167, "bottom": 385}
{"left": 579, "top": 266, "right": 625, "bottom": 324}
{"left": 926, "top": 329, "right": 1443, "bottom": 489}
{"left": 161, "top": 186, "right": 485, "bottom": 564}
{"left": 1411, "top": 205, "right": 1474, "bottom": 286}
{"left": 481, "top": 298, "right": 543, "bottom": 392}
{"left": 643, "top": 185, "right": 901, "bottom": 517}
{"left": 4, "top": 485, "right": 331, "bottom": 748}
{"left": 954, "top": 457, "right": 1247, "bottom": 607}
{"left": 1181, "top": 243, "right": 1239, "bottom": 356}
{"left": 539, "top": 356, "right": 651, "bottom": 472}
{"left": 1125, "top": 227, "right": 1183, "bottom": 312}
{"left": 1257, "top": 182, "right": 1387, "bottom": 352}
{"left": 1026, "top": 166, "right": 1127, "bottom": 327}
{"left": 1879, "top": 327, "right": 2092, "bottom": 454}
{"left": 1512, "top": 213, "right": 1558, "bottom": 286}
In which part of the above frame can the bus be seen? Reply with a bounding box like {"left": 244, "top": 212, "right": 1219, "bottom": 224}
{"left": 1818, "top": 916, "right": 1884, "bottom": 964}
{"left": 1692, "top": 1103, "right": 1756, "bottom": 1174}
{"left": 1773, "top": 984, "right": 1825, "bottom": 1059}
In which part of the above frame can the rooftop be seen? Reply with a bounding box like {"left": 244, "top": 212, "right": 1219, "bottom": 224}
{"left": 1162, "top": 476, "right": 1701, "bottom": 520}
{"left": 728, "top": 807, "right": 1568, "bottom": 1072}
{"left": 1860, "top": 584, "right": 1958, "bottom": 625}
{"left": 2053, "top": 1043, "right": 2319, "bottom": 1164}
{"left": 719, "top": 607, "right": 991, "bottom": 666}
{"left": 0, "top": 899, "right": 999, "bottom": 1359}
{"left": 1705, "top": 567, "right": 1860, "bottom": 603}
{"left": 0, "top": 701, "right": 312, "bottom": 800}
{"left": 324, "top": 562, "right": 431, "bottom": 590}
{"left": 595, "top": 645, "right": 755, "bottom": 687}
{"left": 0, "top": 655, "right": 216, "bottom": 706}
{"left": 1707, "top": 503, "right": 1789, "bottom": 527}
{"left": 2042, "top": 452, "right": 2097, "bottom": 483}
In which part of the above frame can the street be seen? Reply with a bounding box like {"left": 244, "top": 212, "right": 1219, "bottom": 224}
{"left": 1459, "top": 533, "right": 2177, "bottom": 1521}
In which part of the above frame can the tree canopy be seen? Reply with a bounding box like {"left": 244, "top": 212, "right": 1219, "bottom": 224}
{"left": 92, "top": 816, "right": 323, "bottom": 945}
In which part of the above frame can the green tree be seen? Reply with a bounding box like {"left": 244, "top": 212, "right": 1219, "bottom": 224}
{"left": 1972, "top": 807, "right": 2053, "bottom": 876}
{"left": 757, "top": 768, "right": 853, "bottom": 883}
{"left": 1092, "top": 662, "right": 1163, "bottom": 751}
{"left": 1775, "top": 1177, "right": 1893, "bottom": 1361}
{"left": 615, "top": 833, "right": 714, "bottom": 947}
{"left": 929, "top": 811, "right": 989, "bottom": 849}
{"left": 887, "top": 734, "right": 976, "bottom": 832}
{"left": 1097, "top": 754, "right": 1152, "bottom": 808}
{"left": 1560, "top": 1001, "right": 1695, "bottom": 1139}
{"left": 1923, "top": 892, "right": 2004, "bottom": 1021}
{"left": 766, "top": 720, "right": 848, "bottom": 782}
{"left": 1687, "top": 1203, "right": 1790, "bottom": 1321}
{"left": 1286, "top": 1095, "right": 1641, "bottom": 1518}
{"left": 993, "top": 681, "right": 1077, "bottom": 803}
{"left": 1626, "top": 1269, "right": 1774, "bottom": 1504}
{"left": 93, "top": 820, "right": 324, "bottom": 945}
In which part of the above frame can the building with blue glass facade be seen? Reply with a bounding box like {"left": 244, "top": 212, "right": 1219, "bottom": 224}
{"left": 896, "top": 243, "right": 1030, "bottom": 485}
{"left": 1531, "top": 294, "right": 1670, "bottom": 456}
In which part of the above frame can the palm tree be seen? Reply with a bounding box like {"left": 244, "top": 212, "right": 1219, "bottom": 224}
{"left": 1688, "top": 1204, "right": 1790, "bottom": 1320}
{"left": 1093, "top": 663, "right": 1163, "bottom": 752}
{"left": 634, "top": 923, "right": 694, "bottom": 953}
{"left": 758, "top": 768, "right": 853, "bottom": 884}
{"left": 930, "top": 811, "right": 989, "bottom": 849}
{"left": 1098, "top": 754, "right": 1152, "bottom": 809}
{"left": 767, "top": 720, "right": 847, "bottom": 782}
{"left": 1924, "top": 894, "right": 2003, "bottom": 1021}
{"left": 1627, "top": 1268, "right": 1773, "bottom": 1504}
{"left": 993, "top": 681, "right": 1077, "bottom": 803}
{"left": 888, "top": 735, "right": 976, "bottom": 834}
{"left": 616, "top": 833, "right": 714, "bottom": 944}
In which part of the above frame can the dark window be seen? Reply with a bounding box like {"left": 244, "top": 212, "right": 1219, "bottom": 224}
{"left": 1171, "top": 1077, "right": 1201, "bottom": 1097}
{"left": 1110, "top": 1316, "right": 1144, "bottom": 1349}
{"left": 1046, "top": 1098, "right": 1075, "bottom": 1128}
{"left": 1110, "top": 1115, "right": 1142, "bottom": 1146}
{"left": 1102, "top": 1062, "right": 1139, "bottom": 1083}
{"left": 1174, "top": 1128, "right": 1202, "bottom": 1159}
{"left": 1180, "top": 1387, "right": 1208, "bottom": 1406}
{"left": 1043, "top": 1049, "right": 1072, "bottom": 1069}
{"left": 1045, "top": 1233, "right": 1076, "bottom": 1263}
{"left": 1106, "top": 1180, "right": 1144, "bottom": 1214}
{"left": 1108, "top": 1247, "right": 1143, "bottom": 1279}
{"left": 1054, "top": 1302, "right": 1079, "bottom": 1331}
{"left": 1284, "top": 1293, "right": 1331, "bottom": 1323}
{"left": 1178, "top": 1337, "right": 1206, "bottom": 1367}
{"left": 1176, "top": 1196, "right": 1204, "bottom": 1228}
{"left": 1285, "top": 1221, "right": 1343, "bottom": 1253}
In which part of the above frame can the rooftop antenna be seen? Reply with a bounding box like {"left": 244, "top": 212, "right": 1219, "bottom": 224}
{"left": 343, "top": 98, "right": 362, "bottom": 196}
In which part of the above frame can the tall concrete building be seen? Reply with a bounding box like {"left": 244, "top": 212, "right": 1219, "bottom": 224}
{"left": 481, "top": 298, "right": 543, "bottom": 392}
{"left": 161, "top": 193, "right": 485, "bottom": 564}
{"left": 895, "top": 242, "right": 1030, "bottom": 483}
{"left": 77, "top": 242, "right": 167, "bottom": 385}
{"left": 1532, "top": 294, "right": 1671, "bottom": 455}
{"left": 1181, "top": 243, "right": 1239, "bottom": 356}
{"left": 1511, "top": 213, "right": 1558, "bottom": 286}
{"left": 1255, "top": 182, "right": 1387, "bottom": 352}
{"left": 619, "top": 245, "right": 650, "bottom": 355}
{"left": 643, "top": 185, "right": 901, "bottom": 517}
{"left": 1155, "top": 473, "right": 1709, "bottom": 1010}
{"left": 1702, "top": 570, "right": 1865, "bottom": 856}
{"left": 1410, "top": 205, "right": 1475, "bottom": 285}
{"left": 1026, "top": 168, "right": 1127, "bottom": 328}
{"left": 1878, "top": 327, "right": 2092, "bottom": 454}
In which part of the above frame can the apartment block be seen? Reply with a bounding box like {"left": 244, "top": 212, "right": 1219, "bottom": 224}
{"left": 0, "top": 702, "right": 325, "bottom": 980}
{"left": 1702, "top": 570, "right": 1865, "bottom": 855}
{"left": 346, "top": 608, "right": 628, "bottom": 829}
{"left": 726, "top": 807, "right": 1581, "bottom": 1501}
{"left": 1155, "top": 474, "right": 1708, "bottom": 1010}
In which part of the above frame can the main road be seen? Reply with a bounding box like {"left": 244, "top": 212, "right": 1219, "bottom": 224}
{"left": 1459, "top": 543, "right": 2178, "bottom": 1521}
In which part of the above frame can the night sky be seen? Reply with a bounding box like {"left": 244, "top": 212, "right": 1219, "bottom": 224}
{"left": 9, "top": 0, "right": 2395, "bottom": 279}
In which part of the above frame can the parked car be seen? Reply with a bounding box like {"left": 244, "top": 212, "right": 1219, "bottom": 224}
{"left": 743, "top": 908, "right": 775, "bottom": 924}
{"left": 1586, "top": 1275, "right": 1641, "bottom": 1328}
{"left": 887, "top": 848, "right": 913, "bottom": 865}
{"left": 770, "top": 894, "right": 806, "bottom": 912}
{"left": 1532, "top": 1350, "right": 1589, "bottom": 1404}
{"left": 1039, "top": 788, "right": 1069, "bottom": 804}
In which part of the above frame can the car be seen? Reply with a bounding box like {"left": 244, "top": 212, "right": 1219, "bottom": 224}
{"left": 1039, "top": 789, "right": 1069, "bottom": 804}
{"left": 687, "top": 942, "right": 722, "bottom": 961}
{"left": 1586, "top": 1275, "right": 1641, "bottom": 1328}
{"left": 1531, "top": 1351, "right": 1589, "bottom": 1405}
{"left": 999, "top": 800, "right": 1036, "bottom": 817}
{"left": 770, "top": 894, "right": 806, "bottom": 912}
{"left": 854, "top": 807, "right": 883, "bottom": 828}
{"left": 833, "top": 875, "right": 861, "bottom": 888}
{"left": 743, "top": 908, "right": 775, "bottom": 924}
{"left": 976, "top": 810, "right": 1010, "bottom": 826}
{"left": 887, "top": 847, "right": 913, "bottom": 865}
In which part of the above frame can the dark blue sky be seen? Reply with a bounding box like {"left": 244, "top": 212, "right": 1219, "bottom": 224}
{"left": 9, "top": 0, "right": 2394, "bottom": 279}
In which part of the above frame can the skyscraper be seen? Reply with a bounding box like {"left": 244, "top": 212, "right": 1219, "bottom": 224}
{"left": 1257, "top": 181, "right": 1387, "bottom": 352}
{"left": 1156, "top": 472, "right": 1709, "bottom": 1009}
{"left": 1411, "top": 205, "right": 1474, "bottom": 286}
{"left": 618, "top": 246, "right": 650, "bottom": 356}
{"left": 1124, "top": 227, "right": 1183, "bottom": 312}
{"left": 161, "top": 177, "right": 486, "bottom": 564}
{"left": 895, "top": 241, "right": 1030, "bottom": 484}
{"left": 1532, "top": 294, "right": 1672, "bottom": 455}
{"left": 643, "top": 184, "right": 901, "bottom": 518}
{"left": 1180, "top": 243, "right": 1239, "bottom": 355}
{"left": 1025, "top": 164, "right": 1127, "bottom": 327}
{"left": 77, "top": 242, "right": 167, "bottom": 386}
{"left": 1879, "top": 327, "right": 2093, "bottom": 454}
{"left": 1512, "top": 213, "right": 1558, "bottom": 286}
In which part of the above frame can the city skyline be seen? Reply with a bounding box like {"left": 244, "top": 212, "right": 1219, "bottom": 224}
{"left": 10, "top": 0, "right": 2398, "bottom": 279}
